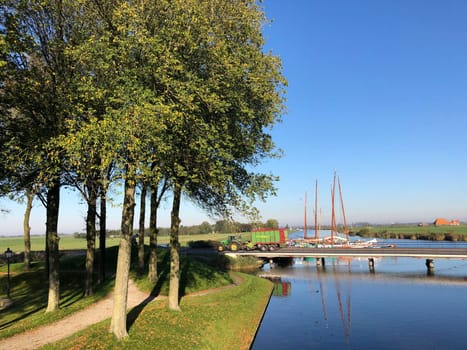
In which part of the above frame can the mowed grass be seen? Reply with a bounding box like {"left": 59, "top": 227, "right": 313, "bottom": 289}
{"left": 0, "top": 245, "right": 260, "bottom": 344}
{"left": 355, "top": 224, "right": 467, "bottom": 240}
{"left": 0, "top": 258, "right": 116, "bottom": 339}
{"left": 365, "top": 224, "right": 467, "bottom": 235}
{"left": 42, "top": 272, "right": 272, "bottom": 350}
{"left": 0, "top": 233, "right": 231, "bottom": 253}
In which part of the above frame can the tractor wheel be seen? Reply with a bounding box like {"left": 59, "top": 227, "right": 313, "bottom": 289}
{"left": 260, "top": 245, "right": 268, "bottom": 252}
{"left": 217, "top": 245, "right": 225, "bottom": 252}
{"left": 268, "top": 245, "right": 276, "bottom": 251}
{"left": 229, "top": 242, "right": 239, "bottom": 251}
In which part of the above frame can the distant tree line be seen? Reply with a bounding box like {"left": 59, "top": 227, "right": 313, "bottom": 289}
{"left": 73, "top": 218, "right": 282, "bottom": 238}
{"left": 354, "top": 228, "right": 467, "bottom": 241}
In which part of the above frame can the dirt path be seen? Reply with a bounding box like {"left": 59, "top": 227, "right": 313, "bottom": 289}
{"left": 0, "top": 279, "right": 158, "bottom": 350}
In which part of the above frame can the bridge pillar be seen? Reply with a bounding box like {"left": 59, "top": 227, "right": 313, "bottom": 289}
{"left": 316, "top": 257, "right": 325, "bottom": 267}
{"left": 269, "top": 259, "right": 274, "bottom": 268}
{"left": 368, "top": 258, "right": 375, "bottom": 273}
{"left": 426, "top": 259, "right": 434, "bottom": 275}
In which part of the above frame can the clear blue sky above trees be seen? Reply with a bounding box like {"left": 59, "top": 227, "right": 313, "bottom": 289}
{"left": 2, "top": 0, "right": 467, "bottom": 234}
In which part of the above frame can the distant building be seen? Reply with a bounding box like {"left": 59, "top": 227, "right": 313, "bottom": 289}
{"left": 434, "top": 218, "right": 460, "bottom": 226}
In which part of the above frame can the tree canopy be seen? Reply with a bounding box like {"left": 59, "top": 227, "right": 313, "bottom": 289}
{"left": 1, "top": 0, "right": 286, "bottom": 340}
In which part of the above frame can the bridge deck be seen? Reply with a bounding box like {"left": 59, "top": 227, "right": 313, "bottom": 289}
{"left": 227, "top": 247, "right": 467, "bottom": 259}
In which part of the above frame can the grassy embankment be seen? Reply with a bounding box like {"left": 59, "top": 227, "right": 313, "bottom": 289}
{"left": 353, "top": 224, "right": 467, "bottom": 241}
{"left": 44, "top": 272, "right": 271, "bottom": 350}
{"left": 0, "top": 245, "right": 272, "bottom": 349}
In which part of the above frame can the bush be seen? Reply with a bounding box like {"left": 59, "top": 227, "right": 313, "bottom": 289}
{"left": 187, "top": 240, "right": 219, "bottom": 249}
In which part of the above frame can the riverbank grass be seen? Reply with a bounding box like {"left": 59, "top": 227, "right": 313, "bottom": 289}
{"left": 43, "top": 272, "right": 272, "bottom": 350}
{"left": 0, "top": 246, "right": 261, "bottom": 343}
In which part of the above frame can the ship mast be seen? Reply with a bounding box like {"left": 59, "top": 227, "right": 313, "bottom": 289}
{"left": 304, "top": 191, "right": 307, "bottom": 239}
{"left": 338, "top": 175, "right": 349, "bottom": 241}
{"left": 314, "top": 179, "right": 319, "bottom": 239}
{"left": 331, "top": 172, "right": 336, "bottom": 245}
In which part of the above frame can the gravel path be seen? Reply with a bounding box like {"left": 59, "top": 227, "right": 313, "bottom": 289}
{"left": 0, "top": 279, "right": 158, "bottom": 350}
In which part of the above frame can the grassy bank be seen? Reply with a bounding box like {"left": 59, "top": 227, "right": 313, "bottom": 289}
{"left": 353, "top": 224, "right": 467, "bottom": 241}
{"left": 42, "top": 272, "right": 272, "bottom": 350}
{"left": 1, "top": 246, "right": 267, "bottom": 343}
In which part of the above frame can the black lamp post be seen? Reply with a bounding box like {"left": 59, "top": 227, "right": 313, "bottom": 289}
{"left": 4, "top": 248, "right": 13, "bottom": 299}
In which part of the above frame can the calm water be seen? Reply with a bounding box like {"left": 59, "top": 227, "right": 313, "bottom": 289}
{"left": 251, "top": 233, "right": 467, "bottom": 350}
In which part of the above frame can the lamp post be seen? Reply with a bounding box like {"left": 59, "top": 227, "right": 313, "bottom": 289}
{"left": 4, "top": 248, "right": 13, "bottom": 299}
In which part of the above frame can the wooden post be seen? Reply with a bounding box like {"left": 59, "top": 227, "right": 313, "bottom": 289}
{"left": 368, "top": 258, "right": 375, "bottom": 273}
{"left": 321, "top": 257, "right": 326, "bottom": 267}
{"left": 316, "top": 257, "right": 321, "bottom": 266}
{"left": 426, "top": 259, "right": 434, "bottom": 275}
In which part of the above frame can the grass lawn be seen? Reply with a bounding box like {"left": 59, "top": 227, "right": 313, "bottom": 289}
{"left": 0, "top": 233, "right": 232, "bottom": 253}
{"left": 0, "top": 245, "right": 271, "bottom": 349}
{"left": 43, "top": 272, "right": 272, "bottom": 350}
{"left": 354, "top": 224, "right": 467, "bottom": 240}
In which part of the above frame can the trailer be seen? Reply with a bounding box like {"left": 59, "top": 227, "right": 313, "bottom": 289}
{"left": 217, "top": 228, "right": 288, "bottom": 252}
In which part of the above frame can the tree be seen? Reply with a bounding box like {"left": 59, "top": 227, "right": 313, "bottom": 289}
{"left": 59, "top": 120, "right": 115, "bottom": 296}
{"left": 199, "top": 221, "right": 213, "bottom": 234}
{"left": 1, "top": 0, "right": 85, "bottom": 312}
{"left": 148, "top": 178, "right": 169, "bottom": 283}
{"left": 265, "top": 219, "right": 280, "bottom": 229}
{"left": 22, "top": 189, "right": 35, "bottom": 268}
{"left": 137, "top": 184, "right": 147, "bottom": 273}
{"left": 159, "top": 0, "right": 286, "bottom": 311}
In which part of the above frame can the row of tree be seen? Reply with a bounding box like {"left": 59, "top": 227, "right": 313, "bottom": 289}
{"left": 73, "top": 218, "right": 281, "bottom": 238}
{"left": 0, "top": 0, "right": 285, "bottom": 340}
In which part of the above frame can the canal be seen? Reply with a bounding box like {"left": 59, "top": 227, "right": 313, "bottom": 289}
{"left": 251, "top": 233, "right": 467, "bottom": 349}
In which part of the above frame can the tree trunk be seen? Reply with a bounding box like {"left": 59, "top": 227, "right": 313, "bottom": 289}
{"left": 109, "top": 179, "right": 135, "bottom": 340}
{"left": 46, "top": 181, "right": 60, "bottom": 312}
{"left": 138, "top": 185, "right": 146, "bottom": 273}
{"left": 148, "top": 185, "right": 158, "bottom": 283}
{"left": 84, "top": 185, "right": 97, "bottom": 296}
{"left": 23, "top": 190, "right": 34, "bottom": 269}
{"left": 168, "top": 183, "right": 182, "bottom": 311}
{"left": 98, "top": 188, "right": 107, "bottom": 284}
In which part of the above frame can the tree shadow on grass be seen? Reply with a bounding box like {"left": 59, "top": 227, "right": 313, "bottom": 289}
{"left": 126, "top": 251, "right": 170, "bottom": 330}
{"left": 0, "top": 272, "right": 82, "bottom": 330}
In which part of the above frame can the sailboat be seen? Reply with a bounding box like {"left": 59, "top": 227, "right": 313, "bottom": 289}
{"left": 293, "top": 173, "right": 377, "bottom": 248}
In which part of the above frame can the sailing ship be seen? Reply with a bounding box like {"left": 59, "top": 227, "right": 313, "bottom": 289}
{"left": 294, "top": 172, "right": 376, "bottom": 248}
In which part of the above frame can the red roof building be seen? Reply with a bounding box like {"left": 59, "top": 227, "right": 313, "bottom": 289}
{"left": 434, "top": 218, "right": 460, "bottom": 226}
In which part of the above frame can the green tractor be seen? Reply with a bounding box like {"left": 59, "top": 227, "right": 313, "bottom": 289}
{"left": 217, "top": 235, "right": 248, "bottom": 252}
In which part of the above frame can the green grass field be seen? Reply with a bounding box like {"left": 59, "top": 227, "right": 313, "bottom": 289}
{"left": 353, "top": 224, "right": 467, "bottom": 240}
{"left": 44, "top": 272, "right": 272, "bottom": 350}
{"left": 0, "top": 233, "right": 232, "bottom": 253}
{"left": 0, "top": 244, "right": 269, "bottom": 348}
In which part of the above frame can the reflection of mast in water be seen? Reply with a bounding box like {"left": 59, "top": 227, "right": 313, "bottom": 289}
{"left": 346, "top": 262, "right": 352, "bottom": 333}
{"left": 316, "top": 269, "right": 328, "bottom": 321}
{"left": 333, "top": 264, "right": 351, "bottom": 342}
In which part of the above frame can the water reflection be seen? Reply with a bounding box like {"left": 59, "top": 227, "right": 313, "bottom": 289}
{"left": 252, "top": 255, "right": 467, "bottom": 350}
{"left": 272, "top": 281, "right": 291, "bottom": 297}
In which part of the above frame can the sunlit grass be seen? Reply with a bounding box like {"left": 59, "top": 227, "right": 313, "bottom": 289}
{"left": 0, "top": 233, "right": 232, "bottom": 253}
{"left": 0, "top": 245, "right": 244, "bottom": 342}
{"left": 43, "top": 272, "right": 272, "bottom": 350}
{"left": 0, "top": 260, "right": 114, "bottom": 339}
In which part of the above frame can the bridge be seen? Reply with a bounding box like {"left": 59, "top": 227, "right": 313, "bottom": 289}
{"left": 225, "top": 247, "right": 467, "bottom": 273}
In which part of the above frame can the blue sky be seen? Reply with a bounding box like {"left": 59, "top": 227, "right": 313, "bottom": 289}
{"left": 1, "top": 0, "right": 467, "bottom": 235}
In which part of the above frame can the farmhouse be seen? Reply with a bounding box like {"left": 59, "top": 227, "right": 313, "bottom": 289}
{"left": 433, "top": 218, "right": 460, "bottom": 226}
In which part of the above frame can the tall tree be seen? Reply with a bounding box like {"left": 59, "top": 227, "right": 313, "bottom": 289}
{"left": 158, "top": 0, "right": 286, "bottom": 310}
{"left": 23, "top": 189, "right": 35, "bottom": 268}
{"left": 148, "top": 177, "right": 169, "bottom": 283}
{"left": 137, "top": 184, "right": 147, "bottom": 273}
{"left": 1, "top": 0, "right": 86, "bottom": 311}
